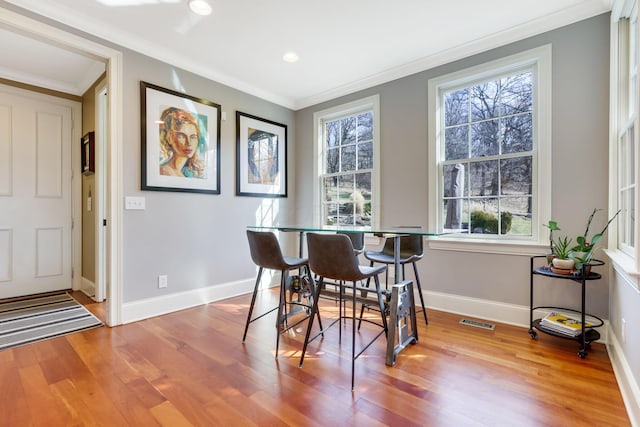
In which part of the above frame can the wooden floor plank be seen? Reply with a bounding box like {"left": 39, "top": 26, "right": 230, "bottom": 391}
{"left": 0, "top": 290, "right": 628, "bottom": 426}
{"left": 149, "top": 400, "right": 195, "bottom": 427}
{"left": 19, "top": 364, "right": 70, "bottom": 426}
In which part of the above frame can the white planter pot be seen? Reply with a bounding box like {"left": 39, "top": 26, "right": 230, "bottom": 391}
{"left": 552, "top": 258, "right": 575, "bottom": 270}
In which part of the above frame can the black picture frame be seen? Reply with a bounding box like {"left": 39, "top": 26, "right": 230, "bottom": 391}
{"left": 141, "top": 81, "right": 221, "bottom": 194}
{"left": 236, "top": 111, "right": 287, "bottom": 198}
{"left": 81, "top": 131, "right": 95, "bottom": 175}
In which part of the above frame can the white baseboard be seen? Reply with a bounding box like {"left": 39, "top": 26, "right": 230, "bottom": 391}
{"left": 423, "top": 290, "right": 609, "bottom": 343}
{"left": 80, "top": 277, "right": 96, "bottom": 299}
{"left": 607, "top": 328, "right": 640, "bottom": 427}
{"left": 425, "top": 290, "right": 529, "bottom": 328}
{"left": 121, "top": 284, "right": 606, "bottom": 338}
{"left": 121, "top": 278, "right": 258, "bottom": 324}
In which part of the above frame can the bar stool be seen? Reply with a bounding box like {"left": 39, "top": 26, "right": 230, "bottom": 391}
{"left": 363, "top": 235, "right": 428, "bottom": 325}
{"left": 244, "top": 230, "right": 317, "bottom": 358}
{"left": 300, "top": 232, "right": 388, "bottom": 391}
{"left": 320, "top": 231, "right": 365, "bottom": 304}
{"left": 338, "top": 231, "right": 365, "bottom": 256}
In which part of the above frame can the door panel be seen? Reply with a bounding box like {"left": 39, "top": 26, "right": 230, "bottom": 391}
{"left": 0, "top": 105, "right": 10, "bottom": 195}
{"left": 0, "top": 88, "right": 72, "bottom": 298}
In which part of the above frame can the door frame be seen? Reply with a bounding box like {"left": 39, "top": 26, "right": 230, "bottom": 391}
{"left": 94, "top": 81, "right": 107, "bottom": 303}
{"left": 0, "top": 7, "right": 124, "bottom": 326}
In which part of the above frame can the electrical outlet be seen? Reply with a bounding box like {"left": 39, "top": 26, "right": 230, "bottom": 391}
{"left": 158, "top": 275, "right": 168, "bottom": 288}
{"left": 621, "top": 318, "right": 627, "bottom": 344}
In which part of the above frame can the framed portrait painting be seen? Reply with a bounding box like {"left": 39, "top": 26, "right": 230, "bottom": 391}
{"left": 236, "top": 112, "right": 287, "bottom": 197}
{"left": 141, "top": 81, "right": 221, "bottom": 194}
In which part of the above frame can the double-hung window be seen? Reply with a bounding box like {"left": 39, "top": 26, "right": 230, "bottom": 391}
{"left": 313, "top": 95, "right": 380, "bottom": 227}
{"left": 609, "top": 0, "right": 639, "bottom": 273}
{"left": 617, "top": 7, "right": 637, "bottom": 256}
{"left": 428, "top": 46, "right": 552, "bottom": 252}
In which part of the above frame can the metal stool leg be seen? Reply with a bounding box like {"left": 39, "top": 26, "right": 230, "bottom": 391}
{"left": 412, "top": 262, "right": 428, "bottom": 325}
{"left": 275, "top": 273, "right": 287, "bottom": 359}
{"left": 351, "top": 280, "right": 356, "bottom": 391}
{"left": 243, "top": 267, "right": 263, "bottom": 342}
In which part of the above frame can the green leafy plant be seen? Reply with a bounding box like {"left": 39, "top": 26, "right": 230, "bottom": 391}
{"left": 543, "top": 220, "right": 560, "bottom": 254}
{"left": 568, "top": 208, "right": 621, "bottom": 267}
{"left": 545, "top": 209, "right": 620, "bottom": 267}
{"left": 571, "top": 208, "right": 621, "bottom": 253}
{"left": 552, "top": 236, "right": 572, "bottom": 259}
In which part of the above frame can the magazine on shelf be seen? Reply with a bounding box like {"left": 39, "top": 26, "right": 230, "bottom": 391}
{"left": 540, "top": 312, "right": 592, "bottom": 336}
{"left": 540, "top": 322, "right": 583, "bottom": 337}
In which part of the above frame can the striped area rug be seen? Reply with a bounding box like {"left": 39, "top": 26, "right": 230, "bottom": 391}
{"left": 0, "top": 293, "right": 103, "bottom": 350}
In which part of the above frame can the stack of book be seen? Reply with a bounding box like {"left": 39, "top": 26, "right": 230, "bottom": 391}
{"left": 540, "top": 312, "right": 592, "bottom": 337}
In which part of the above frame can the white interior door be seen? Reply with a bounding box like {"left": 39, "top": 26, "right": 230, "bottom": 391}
{"left": 0, "top": 85, "right": 78, "bottom": 299}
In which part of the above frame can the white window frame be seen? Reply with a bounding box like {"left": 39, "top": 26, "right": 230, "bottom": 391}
{"left": 606, "top": 0, "right": 640, "bottom": 281}
{"left": 313, "top": 95, "right": 381, "bottom": 227}
{"left": 427, "top": 45, "right": 552, "bottom": 255}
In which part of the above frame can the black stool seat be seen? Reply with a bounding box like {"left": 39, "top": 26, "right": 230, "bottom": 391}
{"left": 244, "top": 230, "right": 318, "bottom": 358}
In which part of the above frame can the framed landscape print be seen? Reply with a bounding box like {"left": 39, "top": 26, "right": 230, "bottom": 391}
{"left": 141, "top": 81, "right": 221, "bottom": 194}
{"left": 236, "top": 111, "right": 287, "bottom": 197}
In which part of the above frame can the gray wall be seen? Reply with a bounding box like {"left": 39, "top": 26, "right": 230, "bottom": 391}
{"left": 295, "top": 14, "right": 612, "bottom": 318}
{"left": 610, "top": 269, "right": 640, "bottom": 405}
{"left": 120, "top": 49, "right": 296, "bottom": 303}
{"left": 0, "top": 1, "right": 297, "bottom": 304}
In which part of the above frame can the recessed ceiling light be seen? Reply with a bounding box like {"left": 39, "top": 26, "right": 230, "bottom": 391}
{"left": 283, "top": 52, "right": 299, "bottom": 63}
{"left": 189, "top": 0, "right": 212, "bottom": 16}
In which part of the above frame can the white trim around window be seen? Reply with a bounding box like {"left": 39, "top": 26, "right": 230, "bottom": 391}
{"left": 427, "top": 45, "right": 552, "bottom": 255}
{"left": 608, "top": 0, "right": 640, "bottom": 285}
{"left": 312, "top": 95, "right": 381, "bottom": 228}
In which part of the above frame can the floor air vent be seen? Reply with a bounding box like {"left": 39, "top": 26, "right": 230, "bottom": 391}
{"left": 459, "top": 318, "right": 495, "bottom": 330}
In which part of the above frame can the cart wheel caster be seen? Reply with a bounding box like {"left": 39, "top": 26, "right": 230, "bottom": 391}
{"left": 529, "top": 329, "right": 537, "bottom": 339}
{"left": 578, "top": 350, "right": 587, "bottom": 359}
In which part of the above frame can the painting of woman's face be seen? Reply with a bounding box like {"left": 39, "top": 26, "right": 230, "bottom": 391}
{"left": 169, "top": 122, "right": 199, "bottom": 159}
{"left": 142, "top": 82, "right": 220, "bottom": 193}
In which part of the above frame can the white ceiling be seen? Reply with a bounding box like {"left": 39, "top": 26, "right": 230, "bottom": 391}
{"left": 1, "top": 0, "right": 612, "bottom": 109}
{"left": 0, "top": 25, "right": 106, "bottom": 95}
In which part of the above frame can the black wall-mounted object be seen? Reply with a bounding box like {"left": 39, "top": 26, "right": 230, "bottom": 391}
{"left": 81, "top": 131, "right": 95, "bottom": 175}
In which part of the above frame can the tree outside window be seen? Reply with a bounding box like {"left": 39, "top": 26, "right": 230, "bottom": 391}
{"left": 442, "top": 71, "right": 534, "bottom": 237}
{"left": 321, "top": 111, "right": 373, "bottom": 226}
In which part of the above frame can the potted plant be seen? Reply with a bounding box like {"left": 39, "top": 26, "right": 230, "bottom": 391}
{"left": 569, "top": 208, "right": 621, "bottom": 269}
{"left": 551, "top": 236, "right": 574, "bottom": 270}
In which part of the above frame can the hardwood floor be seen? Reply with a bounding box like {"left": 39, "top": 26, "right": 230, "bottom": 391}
{"left": 0, "top": 290, "right": 630, "bottom": 426}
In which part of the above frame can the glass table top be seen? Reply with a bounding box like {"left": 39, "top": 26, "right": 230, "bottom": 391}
{"left": 247, "top": 224, "right": 439, "bottom": 237}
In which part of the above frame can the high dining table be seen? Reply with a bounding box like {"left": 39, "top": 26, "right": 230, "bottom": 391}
{"left": 246, "top": 224, "right": 439, "bottom": 365}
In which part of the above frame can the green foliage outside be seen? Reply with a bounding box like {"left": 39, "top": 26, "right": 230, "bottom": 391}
{"left": 471, "top": 210, "right": 513, "bottom": 234}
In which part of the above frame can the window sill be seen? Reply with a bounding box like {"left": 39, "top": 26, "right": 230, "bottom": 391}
{"left": 427, "top": 236, "right": 549, "bottom": 256}
{"left": 604, "top": 249, "right": 640, "bottom": 278}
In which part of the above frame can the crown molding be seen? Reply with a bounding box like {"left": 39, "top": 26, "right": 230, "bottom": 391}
{"left": 4, "top": 0, "right": 613, "bottom": 111}
{"left": 293, "top": 0, "right": 613, "bottom": 110}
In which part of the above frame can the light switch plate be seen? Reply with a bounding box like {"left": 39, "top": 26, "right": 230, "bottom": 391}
{"left": 125, "top": 196, "right": 146, "bottom": 210}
